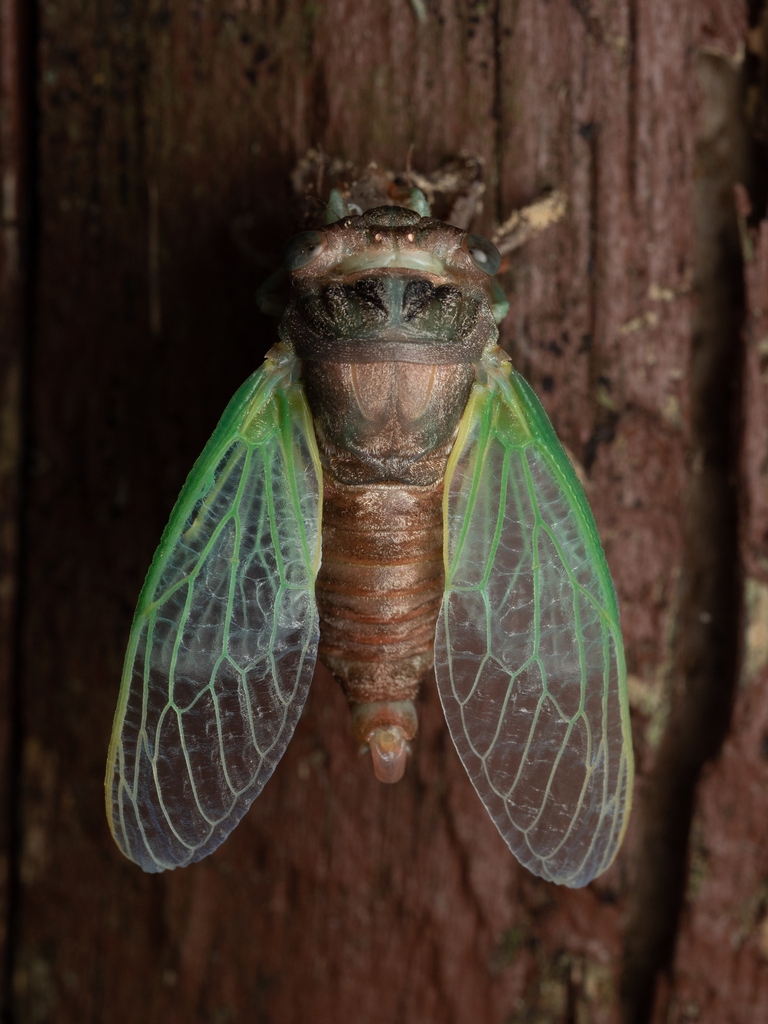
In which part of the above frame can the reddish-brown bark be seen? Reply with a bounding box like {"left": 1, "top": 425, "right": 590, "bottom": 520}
{"left": 1, "top": 0, "right": 765, "bottom": 1021}
{"left": 651, "top": 194, "right": 768, "bottom": 1024}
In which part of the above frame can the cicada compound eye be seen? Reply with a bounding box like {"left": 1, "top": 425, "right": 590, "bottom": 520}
{"left": 282, "top": 230, "right": 326, "bottom": 271}
{"left": 464, "top": 233, "right": 501, "bottom": 276}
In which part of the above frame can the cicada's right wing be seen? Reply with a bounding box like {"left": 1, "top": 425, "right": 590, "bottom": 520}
{"left": 435, "top": 355, "right": 633, "bottom": 888}
{"left": 106, "top": 350, "right": 322, "bottom": 872}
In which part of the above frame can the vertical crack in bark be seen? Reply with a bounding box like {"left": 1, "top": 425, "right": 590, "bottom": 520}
{"left": 625, "top": 0, "right": 638, "bottom": 212}
{"left": 491, "top": 0, "right": 503, "bottom": 227}
{"left": 580, "top": 120, "right": 607, "bottom": 473}
{"left": 0, "top": 0, "right": 36, "bottom": 1019}
{"left": 620, "top": 51, "right": 750, "bottom": 1024}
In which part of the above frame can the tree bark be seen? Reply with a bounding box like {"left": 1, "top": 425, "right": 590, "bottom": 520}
{"left": 1, "top": 1, "right": 765, "bottom": 1021}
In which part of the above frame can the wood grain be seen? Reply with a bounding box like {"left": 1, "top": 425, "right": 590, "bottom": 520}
{"left": 1, "top": 0, "right": 764, "bottom": 1021}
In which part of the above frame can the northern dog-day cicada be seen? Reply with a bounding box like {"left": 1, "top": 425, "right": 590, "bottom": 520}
{"left": 106, "top": 181, "right": 633, "bottom": 887}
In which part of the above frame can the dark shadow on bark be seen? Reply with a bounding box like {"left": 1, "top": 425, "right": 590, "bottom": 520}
{"left": 620, "top": 51, "right": 750, "bottom": 1024}
{"left": 0, "top": 0, "right": 37, "bottom": 1019}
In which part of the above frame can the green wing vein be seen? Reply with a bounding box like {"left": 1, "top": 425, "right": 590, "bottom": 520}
{"left": 435, "top": 354, "right": 633, "bottom": 887}
{"left": 106, "top": 352, "right": 322, "bottom": 872}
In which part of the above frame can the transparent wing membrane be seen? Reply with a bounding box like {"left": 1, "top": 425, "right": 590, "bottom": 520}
{"left": 106, "top": 352, "right": 322, "bottom": 871}
{"left": 435, "top": 357, "right": 633, "bottom": 887}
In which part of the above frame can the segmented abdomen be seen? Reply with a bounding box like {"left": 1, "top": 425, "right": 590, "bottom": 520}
{"left": 316, "top": 473, "right": 444, "bottom": 704}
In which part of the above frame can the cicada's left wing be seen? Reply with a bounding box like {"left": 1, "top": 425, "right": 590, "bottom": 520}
{"left": 434, "top": 354, "right": 633, "bottom": 887}
{"left": 106, "top": 350, "right": 322, "bottom": 872}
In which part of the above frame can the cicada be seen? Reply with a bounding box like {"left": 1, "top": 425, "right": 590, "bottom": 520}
{"left": 106, "top": 188, "right": 633, "bottom": 886}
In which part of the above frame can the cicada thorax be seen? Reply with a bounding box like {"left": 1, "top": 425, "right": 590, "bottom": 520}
{"left": 280, "top": 205, "right": 499, "bottom": 780}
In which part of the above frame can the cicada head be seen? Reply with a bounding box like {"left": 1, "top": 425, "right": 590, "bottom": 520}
{"left": 278, "top": 204, "right": 503, "bottom": 366}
